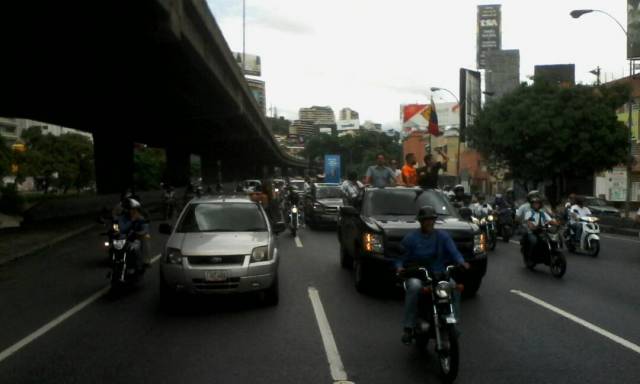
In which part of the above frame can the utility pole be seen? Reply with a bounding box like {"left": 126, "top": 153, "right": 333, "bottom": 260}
{"left": 242, "top": 0, "right": 246, "bottom": 73}
{"left": 590, "top": 66, "right": 601, "bottom": 86}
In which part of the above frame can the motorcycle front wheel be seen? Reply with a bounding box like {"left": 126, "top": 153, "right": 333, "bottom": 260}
{"left": 438, "top": 325, "right": 460, "bottom": 384}
{"left": 550, "top": 252, "right": 567, "bottom": 278}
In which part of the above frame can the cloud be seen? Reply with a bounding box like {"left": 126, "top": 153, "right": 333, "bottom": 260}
{"left": 251, "top": 13, "right": 314, "bottom": 35}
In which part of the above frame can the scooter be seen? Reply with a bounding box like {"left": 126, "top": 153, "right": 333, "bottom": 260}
{"left": 288, "top": 204, "right": 300, "bottom": 237}
{"left": 521, "top": 224, "right": 566, "bottom": 278}
{"left": 564, "top": 216, "right": 600, "bottom": 257}
{"left": 105, "top": 229, "right": 146, "bottom": 293}
{"left": 399, "top": 265, "right": 463, "bottom": 383}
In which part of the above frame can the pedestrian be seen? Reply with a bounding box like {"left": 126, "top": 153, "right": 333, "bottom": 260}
{"left": 416, "top": 148, "right": 448, "bottom": 189}
{"left": 401, "top": 153, "right": 418, "bottom": 187}
{"left": 365, "top": 154, "right": 396, "bottom": 188}
{"left": 390, "top": 159, "right": 402, "bottom": 184}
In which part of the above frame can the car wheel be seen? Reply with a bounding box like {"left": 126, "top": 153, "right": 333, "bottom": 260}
{"left": 263, "top": 277, "right": 279, "bottom": 306}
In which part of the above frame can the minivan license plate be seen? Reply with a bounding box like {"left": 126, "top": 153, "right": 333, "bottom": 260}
{"left": 205, "top": 270, "right": 227, "bottom": 282}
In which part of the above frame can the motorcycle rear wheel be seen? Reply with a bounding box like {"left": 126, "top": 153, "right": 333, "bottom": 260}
{"left": 438, "top": 325, "right": 459, "bottom": 383}
{"left": 586, "top": 239, "right": 600, "bottom": 258}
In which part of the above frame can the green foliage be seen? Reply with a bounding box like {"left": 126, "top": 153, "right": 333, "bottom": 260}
{"left": 19, "top": 127, "right": 95, "bottom": 193}
{"left": 267, "top": 116, "right": 291, "bottom": 135}
{"left": 0, "top": 135, "right": 11, "bottom": 179}
{"left": 470, "top": 82, "right": 629, "bottom": 186}
{"left": 302, "top": 131, "right": 402, "bottom": 177}
{"left": 133, "top": 147, "right": 166, "bottom": 190}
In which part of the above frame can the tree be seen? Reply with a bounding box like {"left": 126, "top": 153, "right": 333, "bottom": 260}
{"left": 302, "top": 131, "right": 402, "bottom": 177}
{"left": 469, "top": 82, "right": 629, "bottom": 197}
{"left": 133, "top": 147, "right": 166, "bottom": 190}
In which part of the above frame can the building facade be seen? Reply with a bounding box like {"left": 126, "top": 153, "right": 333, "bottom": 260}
{"left": 289, "top": 120, "right": 316, "bottom": 137}
{"left": 485, "top": 49, "right": 520, "bottom": 101}
{"left": 339, "top": 107, "right": 359, "bottom": 121}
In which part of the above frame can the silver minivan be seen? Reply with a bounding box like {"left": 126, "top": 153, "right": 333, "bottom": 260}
{"left": 159, "top": 195, "right": 284, "bottom": 305}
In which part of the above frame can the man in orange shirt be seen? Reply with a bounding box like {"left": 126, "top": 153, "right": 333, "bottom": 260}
{"left": 401, "top": 153, "right": 418, "bottom": 186}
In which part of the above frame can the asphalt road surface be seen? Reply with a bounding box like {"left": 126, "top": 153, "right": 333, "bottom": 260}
{"left": 0, "top": 223, "right": 639, "bottom": 383}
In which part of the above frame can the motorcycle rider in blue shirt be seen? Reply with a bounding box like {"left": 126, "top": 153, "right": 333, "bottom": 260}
{"left": 396, "top": 205, "right": 470, "bottom": 344}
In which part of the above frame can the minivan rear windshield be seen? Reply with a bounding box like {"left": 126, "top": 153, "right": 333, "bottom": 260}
{"left": 363, "top": 189, "right": 455, "bottom": 217}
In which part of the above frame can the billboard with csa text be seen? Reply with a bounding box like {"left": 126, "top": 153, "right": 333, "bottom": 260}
{"left": 477, "top": 4, "right": 501, "bottom": 69}
{"left": 629, "top": 0, "right": 640, "bottom": 58}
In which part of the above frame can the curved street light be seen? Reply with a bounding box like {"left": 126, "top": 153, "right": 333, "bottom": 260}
{"left": 570, "top": 9, "right": 627, "bottom": 35}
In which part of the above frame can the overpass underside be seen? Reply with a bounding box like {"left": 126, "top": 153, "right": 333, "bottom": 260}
{"left": 0, "top": 0, "right": 306, "bottom": 193}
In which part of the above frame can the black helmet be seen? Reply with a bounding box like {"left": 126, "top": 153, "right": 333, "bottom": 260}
{"left": 416, "top": 205, "right": 438, "bottom": 221}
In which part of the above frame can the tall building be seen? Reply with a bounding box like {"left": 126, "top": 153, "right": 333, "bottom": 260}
{"left": 339, "top": 108, "right": 359, "bottom": 121}
{"left": 299, "top": 106, "right": 336, "bottom": 125}
{"left": 485, "top": 49, "right": 520, "bottom": 101}
{"left": 0, "top": 117, "right": 19, "bottom": 145}
{"left": 362, "top": 120, "right": 382, "bottom": 132}
{"left": 290, "top": 120, "right": 316, "bottom": 137}
{"left": 0, "top": 117, "right": 92, "bottom": 145}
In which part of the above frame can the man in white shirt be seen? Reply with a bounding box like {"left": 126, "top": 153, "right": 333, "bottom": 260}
{"left": 524, "top": 197, "right": 558, "bottom": 258}
{"left": 568, "top": 196, "right": 592, "bottom": 242}
{"left": 341, "top": 171, "right": 364, "bottom": 207}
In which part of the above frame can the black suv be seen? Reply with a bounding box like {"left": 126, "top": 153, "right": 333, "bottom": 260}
{"left": 338, "top": 187, "right": 488, "bottom": 296}
{"left": 304, "top": 183, "right": 344, "bottom": 228}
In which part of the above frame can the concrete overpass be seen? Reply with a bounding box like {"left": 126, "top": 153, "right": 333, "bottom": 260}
{"left": 0, "top": 0, "right": 307, "bottom": 193}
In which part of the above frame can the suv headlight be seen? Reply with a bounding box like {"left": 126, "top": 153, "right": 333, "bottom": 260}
{"left": 165, "top": 248, "right": 183, "bottom": 264}
{"left": 364, "top": 233, "right": 384, "bottom": 253}
{"left": 313, "top": 203, "right": 324, "bottom": 211}
{"left": 251, "top": 246, "right": 271, "bottom": 262}
{"left": 473, "top": 234, "right": 486, "bottom": 254}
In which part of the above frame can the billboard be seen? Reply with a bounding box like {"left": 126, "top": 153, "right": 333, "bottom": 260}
{"left": 324, "top": 155, "right": 341, "bottom": 184}
{"left": 336, "top": 119, "right": 360, "bottom": 131}
{"left": 534, "top": 64, "right": 575, "bottom": 87}
{"left": 477, "top": 4, "right": 501, "bottom": 69}
{"left": 401, "top": 104, "right": 431, "bottom": 132}
{"left": 233, "top": 52, "right": 261, "bottom": 76}
{"left": 246, "top": 78, "right": 266, "bottom": 115}
{"left": 459, "top": 68, "right": 482, "bottom": 142}
{"left": 629, "top": 1, "right": 640, "bottom": 58}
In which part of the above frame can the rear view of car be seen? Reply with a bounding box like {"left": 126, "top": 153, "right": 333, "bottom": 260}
{"left": 159, "top": 196, "right": 280, "bottom": 306}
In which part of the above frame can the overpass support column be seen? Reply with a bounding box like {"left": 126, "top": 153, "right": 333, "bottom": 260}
{"left": 201, "top": 153, "right": 220, "bottom": 186}
{"left": 166, "top": 146, "right": 191, "bottom": 187}
{"left": 93, "top": 130, "right": 134, "bottom": 195}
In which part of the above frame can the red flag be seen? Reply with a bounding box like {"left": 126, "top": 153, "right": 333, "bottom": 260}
{"left": 428, "top": 98, "right": 441, "bottom": 136}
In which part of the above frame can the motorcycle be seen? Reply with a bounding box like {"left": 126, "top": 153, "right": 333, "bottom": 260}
{"left": 162, "top": 191, "right": 177, "bottom": 220}
{"left": 521, "top": 224, "right": 566, "bottom": 278}
{"left": 288, "top": 204, "right": 300, "bottom": 237}
{"left": 473, "top": 212, "right": 497, "bottom": 251}
{"left": 400, "top": 265, "right": 462, "bottom": 383}
{"left": 496, "top": 206, "right": 514, "bottom": 242}
{"left": 564, "top": 216, "right": 600, "bottom": 257}
{"left": 105, "top": 225, "right": 147, "bottom": 292}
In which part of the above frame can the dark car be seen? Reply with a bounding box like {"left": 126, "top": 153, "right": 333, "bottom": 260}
{"left": 584, "top": 196, "right": 621, "bottom": 218}
{"left": 338, "top": 187, "right": 488, "bottom": 296}
{"left": 305, "top": 183, "right": 343, "bottom": 228}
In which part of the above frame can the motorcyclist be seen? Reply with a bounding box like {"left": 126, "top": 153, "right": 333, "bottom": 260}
{"left": 470, "top": 193, "right": 493, "bottom": 218}
{"left": 523, "top": 197, "right": 558, "bottom": 260}
{"left": 396, "top": 205, "right": 470, "bottom": 345}
{"left": 516, "top": 190, "right": 541, "bottom": 224}
{"left": 115, "top": 198, "right": 150, "bottom": 270}
{"left": 450, "top": 184, "right": 468, "bottom": 208}
{"left": 161, "top": 185, "right": 176, "bottom": 220}
{"left": 493, "top": 193, "right": 510, "bottom": 210}
{"left": 282, "top": 178, "right": 304, "bottom": 224}
{"left": 568, "top": 196, "right": 592, "bottom": 242}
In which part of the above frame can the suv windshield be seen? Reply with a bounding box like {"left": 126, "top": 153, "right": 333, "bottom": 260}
{"left": 316, "top": 186, "right": 342, "bottom": 199}
{"left": 177, "top": 203, "right": 268, "bottom": 232}
{"left": 363, "top": 189, "right": 456, "bottom": 218}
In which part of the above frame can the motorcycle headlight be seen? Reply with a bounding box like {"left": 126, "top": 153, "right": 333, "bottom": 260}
{"left": 435, "top": 281, "right": 452, "bottom": 299}
{"left": 364, "top": 233, "right": 384, "bottom": 253}
{"left": 474, "top": 233, "right": 486, "bottom": 254}
{"left": 487, "top": 215, "right": 495, "bottom": 221}
{"left": 165, "top": 248, "right": 183, "bottom": 264}
{"left": 104, "top": 241, "right": 110, "bottom": 247}
{"left": 113, "top": 239, "right": 127, "bottom": 250}
{"left": 275, "top": 188, "right": 279, "bottom": 193}
{"left": 291, "top": 207, "right": 298, "bottom": 213}
{"left": 250, "top": 246, "right": 271, "bottom": 263}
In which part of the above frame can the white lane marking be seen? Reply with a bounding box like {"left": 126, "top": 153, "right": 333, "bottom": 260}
{"left": 150, "top": 253, "right": 162, "bottom": 264}
{"left": 509, "top": 240, "right": 520, "bottom": 245}
{"left": 511, "top": 289, "right": 640, "bottom": 355}
{"left": 295, "top": 236, "right": 303, "bottom": 248}
{"left": 308, "top": 287, "right": 351, "bottom": 383}
{"left": 0, "top": 254, "right": 162, "bottom": 364}
{"left": 600, "top": 234, "right": 640, "bottom": 243}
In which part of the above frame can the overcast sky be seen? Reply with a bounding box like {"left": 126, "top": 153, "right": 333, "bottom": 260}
{"left": 206, "top": 0, "right": 629, "bottom": 130}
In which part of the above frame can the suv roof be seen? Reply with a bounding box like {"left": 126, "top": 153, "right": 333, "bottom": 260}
{"left": 191, "top": 195, "right": 253, "bottom": 204}
{"left": 314, "top": 183, "right": 340, "bottom": 187}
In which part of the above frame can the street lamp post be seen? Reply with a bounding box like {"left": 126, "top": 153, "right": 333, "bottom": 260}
{"left": 571, "top": 9, "right": 635, "bottom": 218}
{"left": 431, "top": 87, "right": 462, "bottom": 181}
